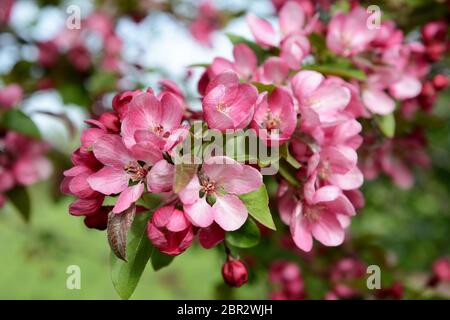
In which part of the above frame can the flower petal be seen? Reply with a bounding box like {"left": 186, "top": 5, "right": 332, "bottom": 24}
{"left": 213, "top": 194, "right": 248, "bottom": 231}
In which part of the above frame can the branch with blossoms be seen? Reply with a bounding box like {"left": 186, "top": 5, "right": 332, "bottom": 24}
{"left": 60, "top": 1, "right": 449, "bottom": 299}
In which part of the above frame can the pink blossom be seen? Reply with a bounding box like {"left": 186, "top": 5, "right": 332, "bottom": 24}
{"left": 326, "top": 7, "right": 377, "bottom": 57}
{"left": 0, "top": 0, "right": 14, "bottom": 25}
{"left": 209, "top": 44, "right": 257, "bottom": 80}
{"left": 292, "top": 70, "right": 351, "bottom": 126}
{"left": 202, "top": 72, "right": 258, "bottom": 132}
{"left": 147, "top": 206, "right": 194, "bottom": 256}
{"left": 251, "top": 87, "right": 297, "bottom": 144}
{"left": 121, "top": 91, "right": 187, "bottom": 152}
{"left": 87, "top": 134, "right": 162, "bottom": 213}
{"left": 0, "top": 84, "right": 23, "bottom": 109}
{"left": 178, "top": 156, "right": 262, "bottom": 231}
{"left": 198, "top": 223, "right": 225, "bottom": 249}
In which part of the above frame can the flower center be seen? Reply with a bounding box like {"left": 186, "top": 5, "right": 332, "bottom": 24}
{"left": 265, "top": 116, "right": 280, "bottom": 132}
{"left": 152, "top": 124, "right": 171, "bottom": 139}
{"left": 318, "top": 160, "right": 331, "bottom": 179}
{"left": 304, "top": 204, "right": 323, "bottom": 221}
{"left": 216, "top": 102, "right": 229, "bottom": 113}
{"left": 124, "top": 161, "right": 147, "bottom": 182}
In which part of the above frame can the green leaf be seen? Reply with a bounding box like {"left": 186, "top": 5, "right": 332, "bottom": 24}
{"left": 302, "top": 63, "right": 366, "bottom": 81}
{"left": 0, "top": 109, "right": 41, "bottom": 139}
{"left": 239, "top": 185, "right": 276, "bottom": 230}
{"left": 188, "top": 63, "right": 210, "bottom": 68}
{"left": 226, "top": 33, "right": 273, "bottom": 65}
{"left": 110, "top": 212, "right": 153, "bottom": 300}
{"left": 376, "top": 113, "right": 396, "bottom": 138}
{"left": 278, "top": 159, "right": 300, "bottom": 188}
{"left": 226, "top": 218, "right": 261, "bottom": 248}
{"left": 251, "top": 82, "right": 275, "bottom": 94}
{"left": 151, "top": 250, "right": 175, "bottom": 271}
{"left": 87, "top": 71, "right": 117, "bottom": 95}
{"left": 280, "top": 144, "right": 301, "bottom": 169}
{"left": 6, "top": 186, "right": 31, "bottom": 222}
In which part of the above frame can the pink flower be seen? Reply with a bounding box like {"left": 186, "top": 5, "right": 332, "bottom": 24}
{"left": 189, "top": 0, "right": 219, "bottom": 47}
{"left": 292, "top": 70, "right": 351, "bottom": 126}
{"left": 326, "top": 7, "right": 377, "bottom": 57}
{"left": 432, "top": 257, "right": 450, "bottom": 283}
{"left": 112, "top": 89, "right": 146, "bottom": 119}
{"left": 178, "top": 156, "right": 262, "bottom": 231}
{"left": 147, "top": 205, "right": 194, "bottom": 256}
{"left": 202, "top": 72, "right": 258, "bottom": 132}
{"left": 269, "top": 260, "right": 304, "bottom": 300}
{"left": 209, "top": 44, "right": 257, "bottom": 80}
{"left": 121, "top": 91, "right": 187, "bottom": 152}
{"left": 307, "top": 145, "right": 363, "bottom": 190}
{"left": 282, "top": 176, "right": 355, "bottom": 252}
{"left": 87, "top": 134, "right": 162, "bottom": 213}
{"left": 0, "top": 84, "right": 23, "bottom": 109}
{"left": 198, "top": 223, "right": 225, "bottom": 249}
{"left": 251, "top": 87, "right": 297, "bottom": 144}
{"left": 247, "top": 1, "right": 314, "bottom": 48}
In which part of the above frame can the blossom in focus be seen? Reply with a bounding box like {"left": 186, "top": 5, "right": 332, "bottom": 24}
{"left": 202, "top": 72, "right": 258, "bottom": 132}
{"left": 179, "top": 156, "right": 262, "bottom": 231}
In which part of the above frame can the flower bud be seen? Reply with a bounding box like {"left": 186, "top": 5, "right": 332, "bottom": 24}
{"left": 147, "top": 206, "right": 194, "bottom": 256}
{"left": 221, "top": 259, "right": 248, "bottom": 288}
{"left": 432, "top": 74, "right": 449, "bottom": 91}
{"left": 99, "top": 112, "right": 120, "bottom": 133}
{"left": 432, "top": 257, "right": 450, "bottom": 282}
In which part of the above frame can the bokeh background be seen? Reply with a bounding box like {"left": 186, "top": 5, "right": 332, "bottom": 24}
{"left": 0, "top": 0, "right": 449, "bottom": 299}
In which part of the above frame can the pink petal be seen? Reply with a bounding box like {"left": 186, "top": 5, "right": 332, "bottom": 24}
{"left": 291, "top": 70, "right": 324, "bottom": 102}
{"left": 261, "top": 57, "right": 290, "bottom": 84}
{"left": 213, "top": 194, "right": 248, "bottom": 231}
{"left": 312, "top": 185, "right": 341, "bottom": 204}
{"left": 198, "top": 223, "right": 225, "bottom": 249}
{"left": 87, "top": 167, "right": 129, "bottom": 195}
{"left": 203, "top": 156, "right": 242, "bottom": 182}
{"left": 311, "top": 212, "right": 345, "bottom": 247}
{"left": 93, "top": 134, "right": 134, "bottom": 168}
{"left": 290, "top": 204, "right": 313, "bottom": 252}
{"left": 246, "top": 13, "right": 278, "bottom": 48}
{"left": 222, "top": 164, "right": 263, "bottom": 195}
{"left": 147, "top": 160, "right": 175, "bottom": 193}
{"left": 69, "top": 197, "right": 103, "bottom": 216}
{"left": 68, "top": 172, "right": 96, "bottom": 198}
{"left": 279, "top": 1, "right": 305, "bottom": 35}
{"left": 160, "top": 92, "right": 183, "bottom": 130}
{"left": 184, "top": 196, "right": 215, "bottom": 228}
{"left": 233, "top": 44, "right": 257, "bottom": 79}
{"left": 130, "top": 142, "right": 162, "bottom": 165}
{"left": 113, "top": 183, "right": 144, "bottom": 214}
{"left": 362, "top": 88, "right": 395, "bottom": 115}
{"left": 329, "top": 166, "right": 364, "bottom": 190}
{"left": 389, "top": 75, "right": 422, "bottom": 100}
{"left": 178, "top": 175, "right": 201, "bottom": 205}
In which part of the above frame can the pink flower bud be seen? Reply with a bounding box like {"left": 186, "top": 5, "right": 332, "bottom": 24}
{"left": 221, "top": 259, "right": 248, "bottom": 288}
{"left": 0, "top": 84, "right": 23, "bottom": 109}
{"left": 432, "top": 74, "right": 449, "bottom": 91}
{"left": 433, "top": 257, "right": 450, "bottom": 282}
{"left": 147, "top": 206, "right": 194, "bottom": 256}
{"left": 99, "top": 112, "right": 120, "bottom": 133}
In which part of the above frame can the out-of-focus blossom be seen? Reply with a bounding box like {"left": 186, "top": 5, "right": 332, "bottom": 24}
{"left": 0, "top": 84, "right": 23, "bottom": 109}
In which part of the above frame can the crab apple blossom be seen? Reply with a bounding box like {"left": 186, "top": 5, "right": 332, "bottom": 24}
{"left": 202, "top": 72, "right": 258, "bottom": 132}
{"left": 147, "top": 206, "right": 194, "bottom": 256}
{"left": 251, "top": 87, "right": 296, "bottom": 144}
{"left": 179, "top": 156, "right": 263, "bottom": 231}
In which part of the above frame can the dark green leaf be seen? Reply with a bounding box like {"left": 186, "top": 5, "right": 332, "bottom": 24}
{"left": 278, "top": 159, "right": 300, "bottom": 188}
{"left": 239, "top": 185, "right": 276, "bottom": 230}
{"left": 226, "top": 218, "right": 261, "bottom": 248}
{"left": 87, "top": 71, "right": 117, "bottom": 95}
{"left": 0, "top": 109, "right": 41, "bottom": 139}
{"left": 151, "top": 250, "right": 175, "bottom": 271}
{"left": 6, "top": 186, "right": 31, "bottom": 222}
{"left": 110, "top": 212, "right": 153, "bottom": 300}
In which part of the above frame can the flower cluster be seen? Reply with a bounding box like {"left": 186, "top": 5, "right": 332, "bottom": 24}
{"left": 63, "top": 1, "right": 448, "bottom": 291}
